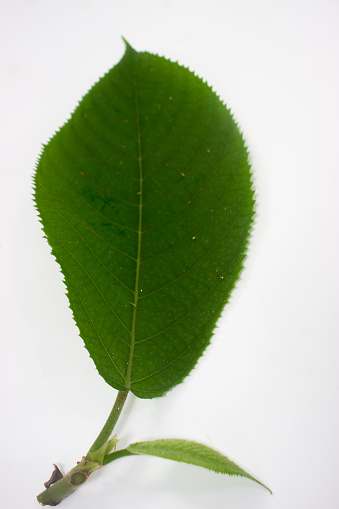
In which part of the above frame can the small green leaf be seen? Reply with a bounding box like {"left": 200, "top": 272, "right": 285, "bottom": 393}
{"left": 126, "top": 439, "right": 271, "bottom": 492}
{"left": 34, "top": 42, "right": 254, "bottom": 398}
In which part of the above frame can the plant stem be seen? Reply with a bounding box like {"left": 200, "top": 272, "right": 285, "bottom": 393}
{"left": 103, "top": 448, "right": 134, "bottom": 465}
{"left": 88, "top": 390, "right": 129, "bottom": 454}
{"left": 37, "top": 390, "right": 129, "bottom": 506}
{"left": 37, "top": 458, "right": 101, "bottom": 506}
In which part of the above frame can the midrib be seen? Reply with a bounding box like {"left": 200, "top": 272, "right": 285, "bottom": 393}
{"left": 125, "top": 80, "right": 143, "bottom": 389}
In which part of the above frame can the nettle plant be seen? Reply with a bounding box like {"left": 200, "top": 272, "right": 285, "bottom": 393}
{"left": 34, "top": 41, "right": 270, "bottom": 506}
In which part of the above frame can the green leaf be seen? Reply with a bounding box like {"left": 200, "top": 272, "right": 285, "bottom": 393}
{"left": 34, "top": 41, "right": 254, "bottom": 398}
{"left": 125, "top": 439, "right": 271, "bottom": 492}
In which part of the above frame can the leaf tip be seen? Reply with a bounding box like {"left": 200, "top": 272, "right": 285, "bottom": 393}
{"left": 121, "top": 37, "right": 136, "bottom": 53}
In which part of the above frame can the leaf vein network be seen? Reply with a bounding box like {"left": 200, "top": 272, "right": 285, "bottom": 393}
{"left": 68, "top": 280, "right": 127, "bottom": 377}
{"left": 46, "top": 203, "right": 133, "bottom": 333}
{"left": 136, "top": 208, "right": 249, "bottom": 344}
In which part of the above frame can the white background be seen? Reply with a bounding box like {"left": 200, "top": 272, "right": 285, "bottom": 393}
{"left": 1, "top": 1, "right": 338, "bottom": 508}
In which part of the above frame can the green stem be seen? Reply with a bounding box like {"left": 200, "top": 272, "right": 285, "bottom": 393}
{"left": 37, "top": 457, "right": 101, "bottom": 506}
{"left": 88, "top": 390, "right": 129, "bottom": 454}
{"left": 103, "top": 448, "right": 134, "bottom": 465}
{"left": 37, "top": 390, "right": 129, "bottom": 506}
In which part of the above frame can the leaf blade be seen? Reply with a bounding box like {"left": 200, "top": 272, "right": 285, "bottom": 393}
{"left": 34, "top": 43, "right": 254, "bottom": 397}
{"left": 126, "top": 439, "right": 271, "bottom": 493}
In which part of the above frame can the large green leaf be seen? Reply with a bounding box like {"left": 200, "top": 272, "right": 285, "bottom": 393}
{"left": 34, "top": 42, "right": 254, "bottom": 398}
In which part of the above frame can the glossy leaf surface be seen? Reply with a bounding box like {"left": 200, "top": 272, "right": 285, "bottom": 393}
{"left": 34, "top": 43, "right": 254, "bottom": 398}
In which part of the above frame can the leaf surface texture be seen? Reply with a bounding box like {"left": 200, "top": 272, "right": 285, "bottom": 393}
{"left": 126, "top": 439, "right": 270, "bottom": 491}
{"left": 34, "top": 43, "right": 254, "bottom": 398}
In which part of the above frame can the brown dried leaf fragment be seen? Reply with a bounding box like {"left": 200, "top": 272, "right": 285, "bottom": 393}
{"left": 44, "top": 464, "right": 64, "bottom": 489}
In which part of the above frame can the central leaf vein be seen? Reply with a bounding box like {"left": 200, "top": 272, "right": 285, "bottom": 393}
{"left": 125, "top": 79, "right": 143, "bottom": 388}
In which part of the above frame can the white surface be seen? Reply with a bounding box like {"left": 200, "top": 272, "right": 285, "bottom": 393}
{"left": 1, "top": 1, "right": 338, "bottom": 508}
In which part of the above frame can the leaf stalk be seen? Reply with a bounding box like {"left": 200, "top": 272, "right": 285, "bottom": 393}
{"left": 88, "top": 390, "right": 129, "bottom": 454}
